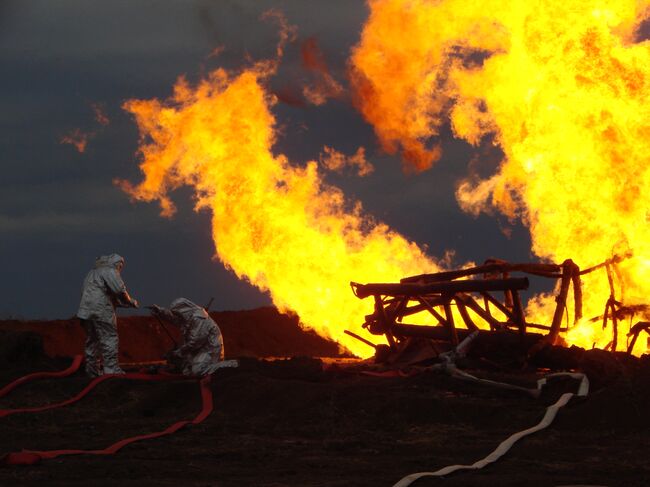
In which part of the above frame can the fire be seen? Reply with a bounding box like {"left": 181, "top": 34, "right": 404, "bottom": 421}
{"left": 118, "top": 63, "right": 439, "bottom": 357}
{"left": 61, "top": 129, "right": 88, "bottom": 153}
{"left": 350, "top": 0, "right": 650, "bottom": 353}
{"left": 301, "top": 37, "right": 345, "bottom": 105}
{"left": 92, "top": 103, "right": 110, "bottom": 126}
{"left": 61, "top": 103, "right": 110, "bottom": 153}
{"left": 320, "top": 146, "right": 373, "bottom": 176}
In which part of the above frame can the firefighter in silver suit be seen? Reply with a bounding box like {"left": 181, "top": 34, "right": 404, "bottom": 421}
{"left": 149, "top": 298, "right": 225, "bottom": 376}
{"left": 77, "top": 254, "right": 138, "bottom": 376}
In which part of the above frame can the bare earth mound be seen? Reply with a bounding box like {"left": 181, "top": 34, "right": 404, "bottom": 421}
{"left": 0, "top": 308, "right": 649, "bottom": 487}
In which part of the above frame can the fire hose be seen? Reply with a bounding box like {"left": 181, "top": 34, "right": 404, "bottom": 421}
{"left": 391, "top": 334, "right": 590, "bottom": 486}
{"left": 0, "top": 355, "right": 83, "bottom": 399}
{"left": 356, "top": 333, "right": 591, "bottom": 486}
{"left": 0, "top": 357, "right": 214, "bottom": 466}
{"left": 145, "top": 305, "right": 179, "bottom": 348}
{"left": 392, "top": 372, "right": 589, "bottom": 486}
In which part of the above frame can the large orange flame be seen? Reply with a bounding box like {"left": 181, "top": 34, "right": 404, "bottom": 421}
{"left": 118, "top": 63, "right": 439, "bottom": 358}
{"left": 351, "top": 0, "right": 650, "bottom": 353}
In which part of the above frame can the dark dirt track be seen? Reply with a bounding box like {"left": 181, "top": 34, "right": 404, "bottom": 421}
{"left": 1, "top": 309, "right": 649, "bottom": 487}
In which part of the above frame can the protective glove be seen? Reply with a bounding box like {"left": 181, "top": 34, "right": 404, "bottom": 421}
{"left": 119, "top": 291, "right": 138, "bottom": 309}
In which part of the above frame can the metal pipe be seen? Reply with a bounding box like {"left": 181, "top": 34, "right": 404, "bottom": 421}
{"left": 352, "top": 277, "right": 529, "bottom": 299}
{"left": 344, "top": 330, "right": 377, "bottom": 349}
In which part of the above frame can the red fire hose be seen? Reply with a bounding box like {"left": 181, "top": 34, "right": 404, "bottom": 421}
{"left": 0, "top": 358, "right": 214, "bottom": 466}
{"left": 0, "top": 355, "right": 83, "bottom": 399}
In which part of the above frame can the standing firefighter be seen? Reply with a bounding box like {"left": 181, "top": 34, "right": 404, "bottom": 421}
{"left": 149, "top": 298, "right": 225, "bottom": 376}
{"left": 77, "top": 254, "right": 139, "bottom": 376}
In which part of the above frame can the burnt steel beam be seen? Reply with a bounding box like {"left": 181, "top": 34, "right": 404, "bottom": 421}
{"left": 455, "top": 298, "right": 479, "bottom": 332}
{"left": 524, "top": 322, "right": 568, "bottom": 332}
{"left": 415, "top": 295, "right": 450, "bottom": 327}
{"left": 344, "top": 330, "right": 378, "bottom": 349}
{"left": 627, "top": 321, "right": 650, "bottom": 354}
{"left": 443, "top": 300, "right": 459, "bottom": 345}
{"left": 480, "top": 292, "right": 514, "bottom": 320}
{"left": 392, "top": 323, "right": 477, "bottom": 340}
{"left": 455, "top": 293, "right": 503, "bottom": 330}
{"left": 547, "top": 259, "right": 577, "bottom": 346}
{"left": 528, "top": 259, "right": 578, "bottom": 357}
{"left": 400, "top": 263, "right": 561, "bottom": 284}
{"left": 579, "top": 250, "right": 633, "bottom": 275}
{"left": 351, "top": 277, "right": 529, "bottom": 299}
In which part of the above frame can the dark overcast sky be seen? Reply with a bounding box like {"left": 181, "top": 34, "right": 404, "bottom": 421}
{"left": 1, "top": 0, "right": 535, "bottom": 319}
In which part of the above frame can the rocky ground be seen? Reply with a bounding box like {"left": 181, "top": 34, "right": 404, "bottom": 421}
{"left": 0, "top": 308, "right": 649, "bottom": 486}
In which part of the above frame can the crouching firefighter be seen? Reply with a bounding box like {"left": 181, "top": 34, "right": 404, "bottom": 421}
{"left": 77, "top": 253, "right": 139, "bottom": 377}
{"left": 149, "top": 298, "right": 229, "bottom": 376}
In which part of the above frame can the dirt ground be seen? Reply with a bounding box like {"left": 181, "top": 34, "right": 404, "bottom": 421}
{"left": 0, "top": 308, "right": 649, "bottom": 487}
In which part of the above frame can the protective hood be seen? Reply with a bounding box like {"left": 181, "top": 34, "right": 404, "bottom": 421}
{"left": 94, "top": 254, "right": 125, "bottom": 269}
{"left": 170, "top": 297, "right": 208, "bottom": 321}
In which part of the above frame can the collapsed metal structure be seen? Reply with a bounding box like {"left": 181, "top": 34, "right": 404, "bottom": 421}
{"left": 348, "top": 253, "right": 647, "bottom": 362}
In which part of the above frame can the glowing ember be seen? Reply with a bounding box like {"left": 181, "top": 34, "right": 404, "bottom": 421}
{"left": 61, "top": 129, "right": 89, "bottom": 153}
{"left": 351, "top": 0, "right": 650, "bottom": 354}
{"left": 92, "top": 103, "right": 110, "bottom": 126}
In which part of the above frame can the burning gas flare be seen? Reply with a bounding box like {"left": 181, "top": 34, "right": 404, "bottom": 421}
{"left": 118, "top": 62, "right": 439, "bottom": 357}
{"left": 351, "top": 0, "right": 650, "bottom": 353}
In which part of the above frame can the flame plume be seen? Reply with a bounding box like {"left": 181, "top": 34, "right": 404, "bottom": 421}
{"left": 60, "top": 129, "right": 89, "bottom": 153}
{"left": 301, "top": 37, "right": 345, "bottom": 105}
{"left": 118, "top": 64, "right": 438, "bottom": 357}
{"left": 351, "top": 0, "right": 650, "bottom": 353}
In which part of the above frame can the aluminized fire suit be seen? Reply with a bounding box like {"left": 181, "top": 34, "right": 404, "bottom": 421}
{"left": 152, "top": 298, "right": 225, "bottom": 376}
{"left": 77, "top": 254, "right": 138, "bottom": 376}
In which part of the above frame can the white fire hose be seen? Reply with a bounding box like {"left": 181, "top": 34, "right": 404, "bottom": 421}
{"left": 393, "top": 333, "right": 590, "bottom": 487}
